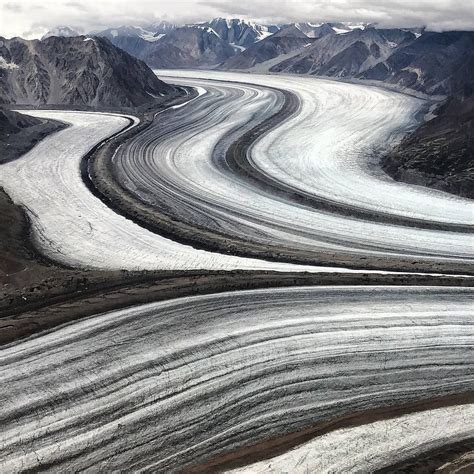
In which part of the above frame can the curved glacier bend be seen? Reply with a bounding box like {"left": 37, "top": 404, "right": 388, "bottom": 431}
{"left": 1, "top": 71, "right": 473, "bottom": 272}
{"left": 0, "top": 286, "right": 472, "bottom": 471}
{"left": 109, "top": 72, "right": 473, "bottom": 269}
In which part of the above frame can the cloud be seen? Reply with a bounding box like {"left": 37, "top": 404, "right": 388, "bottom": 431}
{"left": 199, "top": 0, "right": 474, "bottom": 30}
{"left": 3, "top": 3, "right": 22, "bottom": 13}
{"left": 1, "top": 0, "right": 473, "bottom": 39}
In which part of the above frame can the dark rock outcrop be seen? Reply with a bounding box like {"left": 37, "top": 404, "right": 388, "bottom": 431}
{"left": 0, "top": 108, "right": 66, "bottom": 163}
{"left": 383, "top": 93, "right": 474, "bottom": 199}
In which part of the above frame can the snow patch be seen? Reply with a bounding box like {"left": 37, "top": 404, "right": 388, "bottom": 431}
{"left": 403, "top": 66, "right": 424, "bottom": 82}
{"left": 194, "top": 25, "right": 221, "bottom": 38}
{"left": 170, "top": 86, "right": 206, "bottom": 109}
{"left": 149, "top": 33, "right": 166, "bottom": 41}
{"left": 231, "top": 43, "right": 246, "bottom": 52}
{"left": 332, "top": 27, "right": 350, "bottom": 34}
{"left": 424, "top": 103, "right": 438, "bottom": 121}
{"left": 255, "top": 30, "right": 273, "bottom": 41}
{"left": 0, "top": 56, "right": 18, "bottom": 70}
{"left": 147, "top": 91, "right": 164, "bottom": 98}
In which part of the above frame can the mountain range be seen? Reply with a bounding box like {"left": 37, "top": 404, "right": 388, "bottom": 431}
{"left": 40, "top": 19, "right": 466, "bottom": 96}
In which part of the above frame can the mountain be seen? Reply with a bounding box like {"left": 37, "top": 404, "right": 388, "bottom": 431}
{"left": 284, "top": 22, "right": 335, "bottom": 39}
{"left": 381, "top": 50, "right": 474, "bottom": 198}
{"left": 383, "top": 93, "right": 474, "bottom": 199}
{"left": 95, "top": 25, "right": 160, "bottom": 57}
{"left": 196, "top": 18, "right": 279, "bottom": 50}
{"left": 362, "top": 31, "right": 474, "bottom": 95}
{"left": 150, "top": 21, "right": 178, "bottom": 36}
{"left": 0, "top": 36, "right": 176, "bottom": 107}
{"left": 94, "top": 19, "right": 280, "bottom": 68}
{"left": 141, "top": 25, "right": 236, "bottom": 68}
{"left": 97, "top": 25, "right": 162, "bottom": 43}
{"left": 270, "top": 27, "right": 416, "bottom": 76}
{"left": 220, "top": 25, "right": 313, "bottom": 70}
{"left": 41, "top": 26, "right": 80, "bottom": 40}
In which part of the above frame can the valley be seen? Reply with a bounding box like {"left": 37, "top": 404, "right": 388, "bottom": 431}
{"left": 0, "top": 14, "right": 473, "bottom": 473}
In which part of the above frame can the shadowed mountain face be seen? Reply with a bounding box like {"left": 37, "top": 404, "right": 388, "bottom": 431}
{"left": 371, "top": 31, "right": 474, "bottom": 95}
{"left": 0, "top": 36, "right": 175, "bottom": 107}
{"left": 383, "top": 92, "right": 474, "bottom": 199}
{"left": 220, "top": 25, "right": 313, "bottom": 70}
{"left": 141, "top": 26, "right": 236, "bottom": 68}
{"left": 373, "top": 32, "right": 474, "bottom": 198}
{"left": 95, "top": 19, "right": 280, "bottom": 69}
{"left": 270, "top": 27, "right": 416, "bottom": 76}
{"left": 93, "top": 26, "right": 161, "bottom": 57}
{"left": 267, "top": 28, "right": 474, "bottom": 97}
{"left": 0, "top": 109, "right": 66, "bottom": 164}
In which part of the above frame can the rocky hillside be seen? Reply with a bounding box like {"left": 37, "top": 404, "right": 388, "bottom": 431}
{"left": 0, "top": 36, "right": 176, "bottom": 107}
{"left": 220, "top": 25, "right": 313, "bottom": 70}
{"left": 283, "top": 22, "right": 336, "bottom": 39}
{"left": 141, "top": 26, "right": 236, "bottom": 68}
{"left": 270, "top": 27, "right": 416, "bottom": 76}
{"left": 95, "top": 19, "right": 280, "bottom": 68}
{"left": 364, "top": 31, "right": 474, "bottom": 95}
{"left": 382, "top": 87, "right": 474, "bottom": 199}
{"left": 0, "top": 108, "right": 65, "bottom": 163}
{"left": 197, "top": 18, "right": 278, "bottom": 50}
{"left": 93, "top": 26, "right": 161, "bottom": 57}
{"left": 375, "top": 32, "right": 474, "bottom": 198}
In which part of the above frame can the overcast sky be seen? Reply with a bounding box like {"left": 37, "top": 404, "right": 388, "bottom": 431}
{"left": 1, "top": 0, "right": 474, "bottom": 39}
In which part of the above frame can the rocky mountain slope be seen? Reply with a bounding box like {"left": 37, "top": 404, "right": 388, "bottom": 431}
{"left": 197, "top": 18, "right": 278, "bottom": 49}
{"left": 94, "top": 19, "right": 280, "bottom": 68}
{"left": 0, "top": 36, "right": 176, "bottom": 107}
{"left": 220, "top": 25, "right": 313, "bottom": 70}
{"left": 270, "top": 27, "right": 416, "bottom": 76}
{"left": 141, "top": 25, "right": 236, "bottom": 68}
{"left": 382, "top": 85, "right": 474, "bottom": 198}
{"left": 0, "top": 109, "right": 65, "bottom": 163}
{"left": 364, "top": 31, "right": 474, "bottom": 95}
{"left": 93, "top": 25, "right": 161, "bottom": 57}
{"left": 284, "top": 22, "right": 336, "bottom": 39}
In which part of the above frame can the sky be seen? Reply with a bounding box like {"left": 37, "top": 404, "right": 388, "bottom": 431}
{"left": 1, "top": 0, "right": 474, "bottom": 39}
